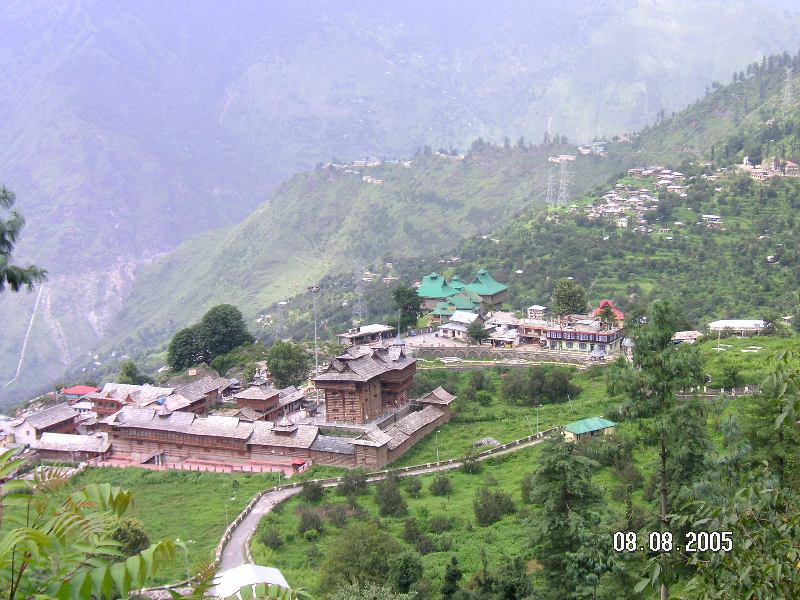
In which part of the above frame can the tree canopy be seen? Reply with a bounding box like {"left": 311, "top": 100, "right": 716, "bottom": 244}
{"left": 0, "top": 186, "right": 46, "bottom": 293}
{"left": 550, "top": 278, "right": 587, "bottom": 316}
{"left": 392, "top": 285, "right": 422, "bottom": 333}
{"left": 266, "top": 340, "right": 311, "bottom": 388}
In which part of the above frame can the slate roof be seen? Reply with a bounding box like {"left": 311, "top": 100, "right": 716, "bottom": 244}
{"left": 33, "top": 432, "right": 110, "bottom": 454}
{"left": 187, "top": 415, "right": 254, "bottom": 439}
{"left": 234, "top": 386, "right": 280, "bottom": 402}
{"left": 393, "top": 405, "right": 444, "bottom": 435}
{"left": 249, "top": 421, "right": 318, "bottom": 448}
{"left": 25, "top": 403, "right": 78, "bottom": 430}
{"left": 418, "top": 386, "right": 455, "bottom": 406}
{"left": 564, "top": 416, "right": 616, "bottom": 435}
{"left": 106, "top": 407, "right": 195, "bottom": 433}
{"left": 417, "top": 272, "right": 458, "bottom": 299}
{"left": 176, "top": 376, "right": 231, "bottom": 401}
{"left": 466, "top": 268, "right": 508, "bottom": 296}
{"left": 314, "top": 347, "right": 415, "bottom": 383}
{"left": 310, "top": 435, "right": 356, "bottom": 455}
{"left": 93, "top": 383, "right": 175, "bottom": 406}
{"left": 351, "top": 427, "right": 393, "bottom": 447}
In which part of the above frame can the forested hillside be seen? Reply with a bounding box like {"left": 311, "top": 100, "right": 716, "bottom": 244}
{"left": 4, "top": 0, "right": 800, "bottom": 406}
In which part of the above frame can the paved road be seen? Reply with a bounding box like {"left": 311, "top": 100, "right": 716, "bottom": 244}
{"left": 215, "top": 434, "right": 548, "bottom": 575}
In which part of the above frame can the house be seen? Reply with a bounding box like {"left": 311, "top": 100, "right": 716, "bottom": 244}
{"left": 32, "top": 432, "right": 110, "bottom": 462}
{"left": 336, "top": 323, "right": 396, "bottom": 346}
{"left": 7, "top": 403, "right": 79, "bottom": 446}
{"left": 173, "top": 376, "right": 232, "bottom": 414}
{"left": 785, "top": 160, "right": 800, "bottom": 176}
{"left": 439, "top": 311, "right": 483, "bottom": 339}
{"left": 708, "top": 319, "right": 768, "bottom": 336}
{"left": 430, "top": 291, "right": 481, "bottom": 324}
{"left": 592, "top": 300, "right": 625, "bottom": 327}
{"left": 465, "top": 268, "right": 508, "bottom": 306}
{"left": 671, "top": 330, "right": 704, "bottom": 344}
{"left": 518, "top": 318, "right": 624, "bottom": 357}
{"left": 233, "top": 386, "right": 280, "bottom": 412}
{"left": 563, "top": 416, "right": 617, "bottom": 442}
{"left": 86, "top": 384, "right": 176, "bottom": 417}
{"left": 702, "top": 214, "right": 722, "bottom": 223}
{"left": 417, "top": 272, "right": 458, "bottom": 310}
{"left": 61, "top": 385, "right": 98, "bottom": 401}
{"left": 313, "top": 345, "right": 416, "bottom": 424}
{"left": 526, "top": 305, "right": 548, "bottom": 320}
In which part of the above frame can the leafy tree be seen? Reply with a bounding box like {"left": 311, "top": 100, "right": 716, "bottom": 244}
{"left": 393, "top": 286, "right": 423, "bottom": 333}
{"left": 609, "top": 301, "right": 702, "bottom": 599}
{"left": 117, "top": 360, "right": 154, "bottom": 385}
{"left": 167, "top": 325, "right": 203, "bottom": 371}
{"left": 329, "top": 582, "right": 417, "bottom": 600}
{"left": 321, "top": 521, "right": 404, "bottom": 591}
{"left": 390, "top": 550, "right": 424, "bottom": 593}
{"left": 597, "top": 304, "right": 617, "bottom": 328}
{"left": 267, "top": 340, "right": 311, "bottom": 388}
{"left": 0, "top": 448, "right": 175, "bottom": 598}
{"left": 441, "top": 556, "right": 464, "bottom": 600}
{"left": 531, "top": 436, "right": 599, "bottom": 597}
{"left": 260, "top": 526, "right": 284, "bottom": 550}
{"left": 298, "top": 508, "right": 324, "bottom": 537}
{"left": 430, "top": 475, "right": 453, "bottom": 497}
{"left": 721, "top": 364, "right": 743, "bottom": 389}
{"left": 0, "top": 186, "right": 46, "bottom": 293}
{"left": 473, "top": 486, "right": 515, "bottom": 526}
{"left": 300, "top": 480, "right": 325, "bottom": 503}
{"left": 461, "top": 452, "right": 483, "bottom": 475}
{"left": 375, "top": 477, "right": 408, "bottom": 518}
{"left": 472, "top": 555, "right": 536, "bottom": 599}
{"left": 467, "top": 319, "right": 491, "bottom": 344}
{"left": 674, "top": 473, "right": 800, "bottom": 599}
{"left": 197, "top": 304, "right": 254, "bottom": 360}
{"left": 111, "top": 516, "right": 150, "bottom": 556}
{"left": 405, "top": 477, "right": 422, "bottom": 498}
{"left": 550, "top": 278, "right": 587, "bottom": 316}
{"left": 337, "top": 468, "right": 369, "bottom": 497}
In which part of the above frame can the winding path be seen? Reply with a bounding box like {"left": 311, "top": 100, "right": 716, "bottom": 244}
{"left": 216, "top": 432, "right": 552, "bottom": 573}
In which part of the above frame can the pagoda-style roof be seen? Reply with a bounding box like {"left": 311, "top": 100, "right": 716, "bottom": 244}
{"left": 431, "top": 292, "right": 480, "bottom": 316}
{"left": 313, "top": 346, "right": 415, "bottom": 383}
{"left": 417, "top": 272, "right": 458, "bottom": 299}
{"left": 449, "top": 275, "right": 466, "bottom": 290}
{"left": 466, "top": 268, "right": 507, "bottom": 297}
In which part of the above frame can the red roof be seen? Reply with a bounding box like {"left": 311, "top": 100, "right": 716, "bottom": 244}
{"left": 291, "top": 459, "right": 307, "bottom": 466}
{"left": 62, "top": 385, "right": 99, "bottom": 396}
{"left": 593, "top": 300, "right": 624, "bottom": 320}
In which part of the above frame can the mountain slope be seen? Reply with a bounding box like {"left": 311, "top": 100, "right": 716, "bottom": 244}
{"left": 4, "top": 0, "right": 800, "bottom": 403}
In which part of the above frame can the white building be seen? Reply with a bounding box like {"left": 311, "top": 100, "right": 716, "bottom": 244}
{"left": 708, "top": 319, "right": 768, "bottom": 336}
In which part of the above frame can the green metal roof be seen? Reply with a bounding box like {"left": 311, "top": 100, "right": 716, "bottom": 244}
{"left": 449, "top": 292, "right": 479, "bottom": 310}
{"left": 564, "top": 416, "right": 617, "bottom": 435}
{"left": 432, "top": 301, "right": 456, "bottom": 316}
{"left": 466, "top": 268, "right": 508, "bottom": 297}
{"left": 417, "top": 272, "right": 458, "bottom": 299}
{"left": 449, "top": 275, "right": 466, "bottom": 290}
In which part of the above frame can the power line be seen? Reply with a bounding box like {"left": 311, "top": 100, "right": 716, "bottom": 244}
{"left": 546, "top": 167, "right": 556, "bottom": 205}
{"left": 558, "top": 160, "right": 570, "bottom": 206}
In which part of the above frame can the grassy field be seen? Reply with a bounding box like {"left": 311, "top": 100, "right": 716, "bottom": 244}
{"left": 250, "top": 445, "right": 546, "bottom": 594}
{"left": 396, "top": 368, "right": 618, "bottom": 466}
{"left": 696, "top": 334, "right": 800, "bottom": 385}
{"left": 58, "top": 468, "right": 283, "bottom": 584}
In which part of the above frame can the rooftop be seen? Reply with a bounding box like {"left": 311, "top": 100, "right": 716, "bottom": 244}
{"left": 314, "top": 346, "right": 415, "bottom": 383}
{"left": 466, "top": 268, "right": 507, "bottom": 297}
{"left": 417, "top": 272, "right": 458, "bottom": 299}
{"left": 61, "top": 385, "right": 98, "bottom": 396}
{"left": 564, "top": 416, "right": 616, "bottom": 435}
{"left": 33, "top": 432, "right": 109, "bottom": 454}
{"left": 25, "top": 403, "right": 78, "bottom": 430}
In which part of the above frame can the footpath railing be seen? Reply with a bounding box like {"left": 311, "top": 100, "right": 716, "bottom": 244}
{"left": 137, "top": 426, "right": 559, "bottom": 595}
{"left": 677, "top": 385, "right": 759, "bottom": 398}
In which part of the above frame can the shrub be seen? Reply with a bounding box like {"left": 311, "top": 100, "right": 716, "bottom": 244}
{"left": 403, "top": 517, "right": 423, "bottom": 544}
{"left": 476, "top": 390, "right": 493, "bottom": 406}
{"left": 326, "top": 504, "right": 350, "bottom": 528}
{"left": 520, "top": 473, "right": 535, "bottom": 504}
{"left": 301, "top": 480, "right": 325, "bottom": 503}
{"left": 298, "top": 508, "right": 324, "bottom": 535}
{"left": 376, "top": 478, "right": 408, "bottom": 518}
{"left": 405, "top": 477, "right": 422, "bottom": 498}
{"left": 415, "top": 534, "right": 437, "bottom": 555}
{"left": 430, "top": 475, "right": 453, "bottom": 497}
{"left": 461, "top": 453, "right": 483, "bottom": 475}
{"left": 473, "top": 486, "right": 516, "bottom": 526}
{"left": 260, "top": 526, "right": 283, "bottom": 550}
{"left": 337, "top": 468, "right": 369, "bottom": 497}
{"left": 429, "top": 515, "right": 454, "bottom": 534}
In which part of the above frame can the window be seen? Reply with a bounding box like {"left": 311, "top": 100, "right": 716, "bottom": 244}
{"left": 579, "top": 342, "right": 587, "bottom": 350}
{"left": 566, "top": 341, "right": 573, "bottom": 349}
{"left": 549, "top": 341, "right": 557, "bottom": 349}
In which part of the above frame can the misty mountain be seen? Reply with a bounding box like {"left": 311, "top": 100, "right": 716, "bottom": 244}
{"left": 3, "top": 0, "right": 800, "bottom": 405}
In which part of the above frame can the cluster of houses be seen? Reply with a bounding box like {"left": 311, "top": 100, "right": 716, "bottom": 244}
{"left": 322, "top": 156, "right": 412, "bottom": 180}
{"left": 736, "top": 156, "right": 800, "bottom": 181}
{"left": 580, "top": 181, "right": 661, "bottom": 231}
{"left": 1, "top": 345, "right": 454, "bottom": 472}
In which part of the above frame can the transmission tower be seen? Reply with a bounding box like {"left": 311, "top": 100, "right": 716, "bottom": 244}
{"left": 546, "top": 167, "right": 556, "bottom": 205}
{"left": 557, "top": 160, "right": 570, "bottom": 206}
{"left": 785, "top": 66, "right": 794, "bottom": 110}
{"left": 352, "top": 274, "right": 367, "bottom": 325}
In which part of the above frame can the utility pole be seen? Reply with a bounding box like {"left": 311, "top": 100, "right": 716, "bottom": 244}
{"left": 308, "top": 285, "right": 320, "bottom": 402}
{"left": 558, "top": 160, "right": 570, "bottom": 206}
{"left": 546, "top": 166, "right": 556, "bottom": 205}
